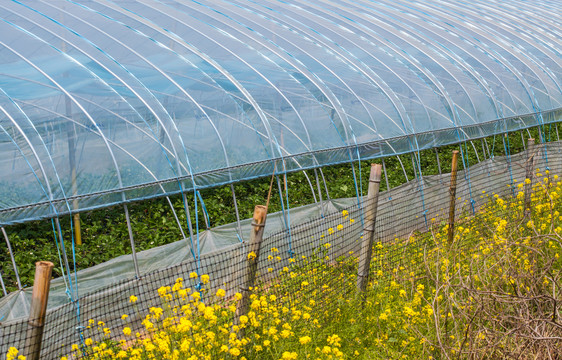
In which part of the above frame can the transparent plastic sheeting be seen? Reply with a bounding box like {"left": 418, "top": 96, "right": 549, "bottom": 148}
{"left": 0, "top": 0, "right": 560, "bottom": 225}
{"left": 0, "top": 139, "right": 558, "bottom": 325}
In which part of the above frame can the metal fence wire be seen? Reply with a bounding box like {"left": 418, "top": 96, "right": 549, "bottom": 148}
{"left": 1, "top": 139, "right": 562, "bottom": 359}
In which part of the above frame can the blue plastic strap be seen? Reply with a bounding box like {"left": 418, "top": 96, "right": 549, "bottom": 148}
{"left": 197, "top": 190, "right": 211, "bottom": 228}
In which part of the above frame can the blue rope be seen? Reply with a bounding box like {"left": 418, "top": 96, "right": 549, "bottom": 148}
{"left": 50, "top": 219, "right": 70, "bottom": 296}
{"left": 276, "top": 174, "right": 293, "bottom": 257}
{"left": 540, "top": 127, "right": 550, "bottom": 171}
{"left": 196, "top": 190, "right": 211, "bottom": 228}
{"left": 353, "top": 135, "right": 366, "bottom": 228}
{"left": 68, "top": 216, "right": 85, "bottom": 345}
{"left": 283, "top": 172, "right": 293, "bottom": 258}
{"left": 414, "top": 151, "right": 429, "bottom": 227}
{"left": 179, "top": 190, "right": 197, "bottom": 264}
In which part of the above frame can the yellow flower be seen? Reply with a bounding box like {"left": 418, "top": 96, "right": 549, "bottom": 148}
{"left": 234, "top": 292, "right": 243, "bottom": 300}
{"left": 199, "top": 274, "right": 210, "bottom": 285}
{"left": 85, "top": 338, "right": 93, "bottom": 346}
{"left": 328, "top": 227, "right": 334, "bottom": 235}
{"left": 189, "top": 272, "right": 198, "bottom": 279}
{"left": 7, "top": 348, "right": 19, "bottom": 360}
{"left": 129, "top": 295, "right": 138, "bottom": 304}
{"left": 299, "top": 336, "right": 312, "bottom": 344}
{"left": 216, "top": 288, "right": 226, "bottom": 297}
{"left": 158, "top": 286, "right": 168, "bottom": 297}
{"left": 271, "top": 247, "right": 279, "bottom": 253}
{"left": 247, "top": 251, "right": 257, "bottom": 260}
{"left": 121, "top": 314, "right": 128, "bottom": 320}
{"left": 282, "top": 351, "right": 298, "bottom": 360}
{"left": 342, "top": 210, "right": 349, "bottom": 217}
{"left": 229, "top": 348, "right": 241, "bottom": 356}
{"left": 337, "top": 224, "right": 344, "bottom": 231}
{"left": 123, "top": 327, "right": 132, "bottom": 336}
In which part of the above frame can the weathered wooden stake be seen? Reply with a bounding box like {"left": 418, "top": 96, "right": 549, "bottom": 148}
{"left": 448, "top": 151, "right": 460, "bottom": 244}
{"left": 356, "top": 164, "right": 382, "bottom": 303}
{"left": 236, "top": 205, "right": 267, "bottom": 333}
{"left": 24, "top": 261, "right": 54, "bottom": 360}
{"left": 524, "top": 138, "right": 535, "bottom": 218}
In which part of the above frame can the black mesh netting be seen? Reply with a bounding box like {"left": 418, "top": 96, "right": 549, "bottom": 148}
{"left": 1, "top": 141, "right": 562, "bottom": 359}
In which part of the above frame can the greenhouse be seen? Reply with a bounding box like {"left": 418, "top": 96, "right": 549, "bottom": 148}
{"left": 0, "top": 0, "right": 561, "bottom": 358}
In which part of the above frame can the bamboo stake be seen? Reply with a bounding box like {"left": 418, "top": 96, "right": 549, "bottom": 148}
{"left": 357, "top": 164, "right": 382, "bottom": 303}
{"left": 73, "top": 213, "right": 82, "bottom": 246}
{"left": 24, "top": 261, "right": 54, "bottom": 360}
{"left": 66, "top": 95, "right": 82, "bottom": 246}
{"left": 448, "top": 151, "right": 460, "bottom": 244}
{"left": 524, "top": 138, "right": 535, "bottom": 218}
{"left": 236, "top": 205, "right": 267, "bottom": 335}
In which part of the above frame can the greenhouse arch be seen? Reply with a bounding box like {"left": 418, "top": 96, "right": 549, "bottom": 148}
{"left": 0, "top": 0, "right": 559, "bottom": 225}
{"left": 0, "top": 2, "right": 561, "bottom": 356}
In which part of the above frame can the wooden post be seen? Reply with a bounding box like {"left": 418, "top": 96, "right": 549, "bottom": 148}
{"left": 24, "top": 261, "right": 54, "bottom": 360}
{"left": 356, "top": 164, "right": 382, "bottom": 302}
{"left": 236, "top": 205, "right": 267, "bottom": 332}
{"left": 524, "top": 138, "right": 535, "bottom": 218}
{"left": 448, "top": 151, "right": 460, "bottom": 244}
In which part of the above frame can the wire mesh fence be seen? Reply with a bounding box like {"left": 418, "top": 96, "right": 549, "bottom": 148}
{"left": 1, "top": 139, "right": 562, "bottom": 359}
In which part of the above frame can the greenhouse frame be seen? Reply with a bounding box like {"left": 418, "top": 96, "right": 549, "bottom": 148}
{"left": 0, "top": 0, "right": 561, "bottom": 357}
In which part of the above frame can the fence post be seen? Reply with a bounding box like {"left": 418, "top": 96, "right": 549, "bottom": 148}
{"left": 448, "top": 151, "right": 459, "bottom": 244}
{"left": 24, "top": 261, "right": 54, "bottom": 360}
{"left": 524, "top": 138, "right": 535, "bottom": 218}
{"left": 356, "top": 164, "right": 382, "bottom": 302}
{"left": 236, "top": 205, "right": 267, "bottom": 332}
